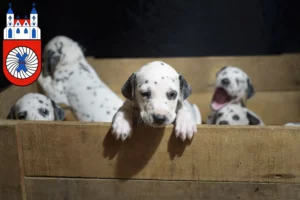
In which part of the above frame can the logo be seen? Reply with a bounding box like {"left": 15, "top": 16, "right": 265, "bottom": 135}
{"left": 3, "top": 3, "right": 41, "bottom": 86}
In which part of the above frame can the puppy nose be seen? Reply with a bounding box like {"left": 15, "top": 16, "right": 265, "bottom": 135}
{"left": 218, "top": 120, "right": 229, "bottom": 125}
{"left": 152, "top": 114, "right": 167, "bottom": 124}
{"left": 18, "top": 111, "right": 27, "bottom": 120}
{"left": 221, "top": 78, "right": 230, "bottom": 86}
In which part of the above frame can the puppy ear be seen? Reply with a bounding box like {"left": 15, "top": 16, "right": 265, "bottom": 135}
{"left": 246, "top": 110, "right": 261, "bottom": 125}
{"left": 179, "top": 74, "right": 192, "bottom": 100}
{"left": 216, "top": 66, "right": 228, "bottom": 77}
{"left": 121, "top": 73, "right": 136, "bottom": 101}
{"left": 51, "top": 100, "right": 65, "bottom": 121}
{"left": 6, "top": 105, "right": 16, "bottom": 119}
{"left": 43, "top": 50, "right": 59, "bottom": 77}
{"left": 246, "top": 78, "right": 255, "bottom": 99}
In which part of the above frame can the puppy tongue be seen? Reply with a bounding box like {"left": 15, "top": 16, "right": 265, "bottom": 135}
{"left": 211, "top": 88, "right": 231, "bottom": 110}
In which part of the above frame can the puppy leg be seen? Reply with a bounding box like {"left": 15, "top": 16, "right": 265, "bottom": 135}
{"left": 38, "top": 74, "right": 70, "bottom": 106}
{"left": 111, "top": 100, "right": 133, "bottom": 141}
{"left": 175, "top": 101, "right": 197, "bottom": 141}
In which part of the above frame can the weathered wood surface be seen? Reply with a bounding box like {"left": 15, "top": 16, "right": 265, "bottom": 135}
{"left": 0, "top": 121, "right": 26, "bottom": 200}
{"left": 25, "top": 177, "right": 300, "bottom": 200}
{"left": 19, "top": 121, "right": 300, "bottom": 183}
{"left": 86, "top": 53, "right": 300, "bottom": 93}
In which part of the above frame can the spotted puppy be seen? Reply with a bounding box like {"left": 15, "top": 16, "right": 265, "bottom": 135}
{"left": 6, "top": 93, "right": 65, "bottom": 121}
{"left": 285, "top": 123, "right": 300, "bottom": 127}
{"left": 207, "top": 66, "right": 255, "bottom": 124}
{"left": 38, "top": 35, "right": 124, "bottom": 122}
{"left": 111, "top": 61, "right": 202, "bottom": 141}
{"left": 212, "top": 104, "right": 264, "bottom": 125}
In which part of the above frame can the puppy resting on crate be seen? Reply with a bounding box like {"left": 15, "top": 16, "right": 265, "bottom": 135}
{"left": 111, "top": 61, "right": 202, "bottom": 141}
{"left": 212, "top": 104, "right": 264, "bottom": 125}
{"left": 207, "top": 66, "right": 255, "bottom": 124}
{"left": 38, "top": 35, "right": 123, "bottom": 122}
{"left": 6, "top": 93, "right": 65, "bottom": 121}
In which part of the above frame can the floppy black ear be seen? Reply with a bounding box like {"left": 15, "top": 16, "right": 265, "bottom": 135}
{"left": 179, "top": 74, "right": 192, "bottom": 100}
{"left": 42, "top": 50, "right": 59, "bottom": 77}
{"left": 51, "top": 100, "right": 65, "bottom": 121}
{"left": 247, "top": 111, "right": 261, "bottom": 125}
{"left": 121, "top": 73, "right": 136, "bottom": 101}
{"left": 6, "top": 105, "right": 16, "bottom": 120}
{"left": 216, "top": 66, "right": 228, "bottom": 77}
{"left": 246, "top": 78, "right": 255, "bottom": 99}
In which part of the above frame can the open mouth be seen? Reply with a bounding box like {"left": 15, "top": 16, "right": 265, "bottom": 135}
{"left": 211, "top": 87, "right": 232, "bottom": 110}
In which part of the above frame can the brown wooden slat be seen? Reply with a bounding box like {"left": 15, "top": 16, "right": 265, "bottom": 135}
{"left": 85, "top": 53, "right": 300, "bottom": 93}
{"left": 0, "top": 121, "right": 26, "bottom": 200}
{"left": 25, "top": 177, "right": 300, "bottom": 200}
{"left": 19, "top": 121, "right": 300, "bottom": 183}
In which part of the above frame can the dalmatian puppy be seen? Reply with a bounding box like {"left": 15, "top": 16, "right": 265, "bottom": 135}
{"left": 6, "top": 93, "right": 65, "bottom": 121}
{"left": 285, "top": 123, "right": 300, "bottom": 127}
{"left": 111, "top": 61, "right": 202, "bottom": 141}
{"left": 211, "top": 103, "right": 264, "bottom": 125}
{"left": 207, "top": 66, "right": 255, "bottom": 124}
{"left": 38, "top": 35, "right": 124, "bottom": 122}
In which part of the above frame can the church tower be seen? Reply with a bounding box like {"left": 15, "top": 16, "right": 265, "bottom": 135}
{"left": 30, "top": 3, "right": 38, "bottom": 27}
{"left": 6, "top": 3, "right": 14, "bottom": 26}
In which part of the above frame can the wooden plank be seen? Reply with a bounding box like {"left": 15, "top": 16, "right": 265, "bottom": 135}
{"left": 19, "top": 121, "right": 300, "bottom": 183}
{"left": 85, "top": 53, "right": 300, "bottom": 93}
{"left": 0, "top": 121, "right": 26, "bottom": 200}
{"left": 0, "top": 84, "right": 38, "bottom": 119}
{"left": 25, "top": 177, "right": 300, "bottom": 200}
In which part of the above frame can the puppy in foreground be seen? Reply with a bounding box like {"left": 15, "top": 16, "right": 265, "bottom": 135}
{"left": 207, "top": 66, "right": 255, "bottom": 124}
{"left": 111, "top": 61, "right": 202, "bottom": 141}
{"left": 7, "top": 93, "right": 65, "bottom": 121}
{"left": 211, "top": 104, "right": 264, "bottom": 125}
{"left": 38, "top": 35, "right": 123, "bottom": 122}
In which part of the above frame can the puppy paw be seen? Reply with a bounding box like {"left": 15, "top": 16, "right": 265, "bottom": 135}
{"left": 111, "top": 114, "right": 132, "bottom": 141}
{"left": 38, "top": 74, "right": 52, "bottom": 85}
{"left": 175, "top": 116, "right": 197, "bottom": 141}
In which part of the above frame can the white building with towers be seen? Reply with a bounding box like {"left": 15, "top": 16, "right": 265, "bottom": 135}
{"left": 3, "top": 3, "right": 41, "bottom": 40}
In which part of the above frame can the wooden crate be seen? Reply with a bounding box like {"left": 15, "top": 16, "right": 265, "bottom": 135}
{"left": 0, "top": 54, "right": 300, "bottom": 200}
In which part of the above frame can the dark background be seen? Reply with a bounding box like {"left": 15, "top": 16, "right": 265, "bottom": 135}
{"left": 1, "top": 0, "right": 300, "bottom": 91}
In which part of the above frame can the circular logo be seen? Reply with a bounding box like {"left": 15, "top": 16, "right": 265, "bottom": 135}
{"left": 4, "top": 46, "right": 40, "bottom": 86}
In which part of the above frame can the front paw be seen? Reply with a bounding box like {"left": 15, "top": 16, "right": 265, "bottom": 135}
{"left": 175, "top": 117, "right": 197, "bottom": 141}
{"left": 38, "top": 74, "right": 52, "bottom": 85}
{"left": 111, "top": 115, "right": 132, "bottom": 141}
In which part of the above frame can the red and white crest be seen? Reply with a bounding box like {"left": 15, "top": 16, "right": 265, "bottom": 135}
{"left": 3, "top": 3, "right": 41, "bottom": 86}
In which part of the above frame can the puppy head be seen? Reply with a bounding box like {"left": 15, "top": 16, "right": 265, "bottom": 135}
{"left": 122, "top": 61, "right": 191, "bottom": 127}
{"left": 42, "top": 35, "right": 85, "bottom": 77}
{"left": 214, "top": 104, "right": 263, "bottom": 125}
{"left": 211, "top": 66, "right": 255, "bottom": 111}
{"left": 6, "top": 93, "right": 65, "bottom": 121}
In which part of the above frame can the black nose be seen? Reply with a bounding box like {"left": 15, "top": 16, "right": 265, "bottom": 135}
{"left": 152, "top": 114, "right": 167, "bottom": 124}
{"left": 221, "top": 78, "right": 230, "bottom": 86}
{"left": 218, "top": 120, "right": 229, "bottom": 125}
{"left": 18, "top": 111, "right": 27, "bottom": 120}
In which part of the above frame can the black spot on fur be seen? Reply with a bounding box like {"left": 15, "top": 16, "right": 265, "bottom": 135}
{"left": 232, "top": 115, "right": 240, "bottom": 120}
{"left": 222, "top": 71, "right": 227, "bottom": 75}
{"left": 38, "top": 108, "right": 49, "bottom": 118}
{"left": 100, "top": 105, "right": 103, "bottom": 108}
{"left": 63, "top": 86, "right": 66, "bottom": 90}
{"left": 113, "top": 107, "right": 117, "bottom": 110}
{"left": 230, "top": 109, "right": 234, "bottom": 113}
{"left": 46, "top": 104, "right": 49, "bottom": 106}
{"left": 69, "top": 72, "right": 74, "bottom": 76}
{"left": 139, "top": 85, "right": 142, "bottom": 88}
{"left": 87, "top": 86, "right": 91, "bottom": 90}
{"left": 218, "top": 112, "right": 223, "bottom": 117}
{"left": 60, "top": 91, "right": 63, "bottom": 95}
{"left": 58, "top": 71, "right": 62, "bottom": 74}
{"left": 93, "top": 92, "right": 97, "bottom": 96}
{"left": 161, "top": 63, "right": 164, "bottom": 65}
{"left": 107, "top": 111, "right": 111, "bottom": 115}
{"left": 145, "top": 80, "right": 148, "bottom": 83}
{"left": 234, "top": 71, "right": 239, "bottom": 73}
{"left": 162, "top": 77, "right": 164, "bottom": 79}
{"left": 79, "top": 63, "right": 90, "bottom": 73}
{"left": 39, "top": 100, "right": 43, "bottom": 104}
{"left": 28, "top": 102, "right": 30, "bottom": 104}
{"left": 86, "top": 114, "right": 90, "bottom": 118}
{"left": 236, "top": 78, "right": 240, "bottom": 85}
{"left": 155, "top": 81, "right": 157, "bottom": 84}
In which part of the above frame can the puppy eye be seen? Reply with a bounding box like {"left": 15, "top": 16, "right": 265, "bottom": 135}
{"left": 167, "top": 91, "right": 177, "bottom": 100}
{"left": 141, "top": 91, "right": 151, "bottom": 98}
{"left": 42, "top": 109, "right": 49, "bottom": 115}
